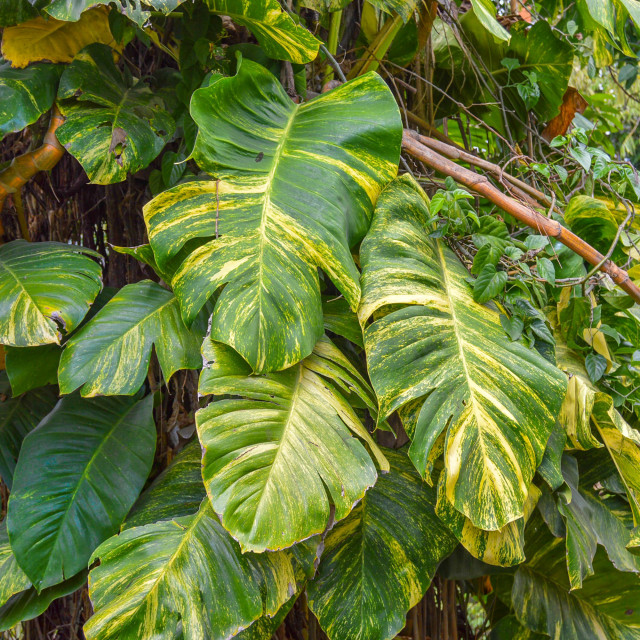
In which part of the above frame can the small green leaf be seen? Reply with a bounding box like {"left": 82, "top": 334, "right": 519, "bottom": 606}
{"left": 473, "top": 264, "right": 507, "bottom": 303}
{"left": 472, "top": 243, "right": 501, "bottom": 275}
{"left": 536, "top": 257, "right": 556, "bottom": 284}
{"left": 585, "top": 353, "right": 607, "bottom": 382}
{"left": 501, "top": 314, "right": 524, "bottom": 341}
{"left": 471, "top": 0, "right": 510, "bottom": 42}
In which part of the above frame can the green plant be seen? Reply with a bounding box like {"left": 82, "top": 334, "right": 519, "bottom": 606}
{"left": 2, "top": 1, "right": 640, "bottom": 639}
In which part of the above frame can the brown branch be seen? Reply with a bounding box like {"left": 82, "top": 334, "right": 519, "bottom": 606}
{"left": 402, "top": 129, "right": 640, "bottom": 303}
{"left": 412, "top": 131, "right": 553, "bottom": 208}
{"left": 0, "top": 105, "right": 66, "bottom": 240}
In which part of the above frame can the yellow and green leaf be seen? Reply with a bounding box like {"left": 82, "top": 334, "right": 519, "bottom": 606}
{"left": 358, "top": 175, "right": 567, "bottom": 531}
{"left": 197, "top": 334, "right": 387, "bottom": 553}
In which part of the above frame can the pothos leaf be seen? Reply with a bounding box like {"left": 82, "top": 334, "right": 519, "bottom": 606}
{"left": 145, "top": 58, "right": 401, "bottom": 373}
{"left": 0, "top": 240, "right": 102, "bottom": 347}
{"left": 0, "top": 0, "right": 40, "bottom": 27}
{"left": 0, "top": 62, "right": 61, "bottom": 139}
{"left": 307, "top": 449, "right": 457, "bottom": 640}
{"left": 204, "top": 0, "right": 320, "bottom": 63}
{"left": 43, "top": 0, "right": 183, "bottom": 24}
{"left": 84, "top": 446, "right": 311, "bottom": 640}
{"left": 7, "top": 393, "right": 155, "bottom": 590}
{"left": 0, "top": 520, "right": 30, "bottom": 608}
{"left": 359, "top": 175, "right": 567, "bottom": 531}
{"left": 0, "top": 7, "right": 116, "bottom": 68}
{"left": 57, "top": 43, "right": 175, "bottom": 185}
{"left": 197, "top": 335, "right": 387, "bottom": 553}
{"left": 58, "top": 280, "right": 205, "bottom": 397}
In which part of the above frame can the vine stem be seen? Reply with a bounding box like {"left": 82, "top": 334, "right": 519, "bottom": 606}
{"left": 324, "top": 9, "right": 343, "bottom": 84}
{"left": 402, "top": 129, "right": 640, "bottom": 303}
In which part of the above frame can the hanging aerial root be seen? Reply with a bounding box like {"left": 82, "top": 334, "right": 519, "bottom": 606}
{"left": 0, "top": 105, "right": 66, "bottom": 239}
{"left": 402, "top": 129, "right": 640, "bottom": 304}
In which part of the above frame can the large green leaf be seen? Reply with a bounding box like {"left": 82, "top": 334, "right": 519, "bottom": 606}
{"left": 85, "top": 461, "right": 308, "bottom": 640}
{"left": 0, "top": 385, "right": 57, "bottom": 489}
{"left": 145, "top": 59, "right": 400, "bottom": 372}
{"left": 564, "top": 196, "right": 620, "bottom": 258}
{"left": 436, "top": 476, "right": 541, "bottom": 567}
{"left": 56, "top": 43, "right": 174, "bottom": 185}
{"left": 125, "top": 439, "right": 204, "bottom": 529}
{"left": 197, "top": 334, "right": 387, "bottom": 553}
{"left": 0, "top": 61, "right": 60, "bottom": 138}
{"left": 7, "top": 393, "right": 155, "bottom": 590}
{"left": 5, "top": 344, "right": 61, "bottom": 395}
{"left": 563, "top": 454, "right": 640, "bottom": 587}
{"left": 509, "top": 518, "right": 640, "bottom": 640}
{"left": 58, "top": 280, "right": 204, "bottom": 397}
{"left": 307, "top": 448, "right": 457, "bottom": 640}
{"left": 470, "top": 0, "right": 511, "bottom": 42}
{"left": 358, "top": 175, "right": 567, "bottom": 531}
{"left": 0, "top": 240, "right": 102, "bottom": 347}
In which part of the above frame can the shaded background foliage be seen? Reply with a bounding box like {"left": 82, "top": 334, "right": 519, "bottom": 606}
{"left": 2, "top": 0, "right": 640, "bottom": 638}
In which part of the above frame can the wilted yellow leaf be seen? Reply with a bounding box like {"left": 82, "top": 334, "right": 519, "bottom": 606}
{"left": 1, "top": 7, "right": 116, "bottom": 69}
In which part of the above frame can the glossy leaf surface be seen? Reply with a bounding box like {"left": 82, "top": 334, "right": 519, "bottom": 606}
{"left": 359, "top": 175, "right": 567, "bottom": 530}
{"left": 197, "top": 334, "right": 386, "bottom": 552}
{"left": 57, "top": 43, "right": 174, "bottom": 184}
{"left": 59, "top": 280, "right": 204, "bottom": 396}
{"left": 7, "top": 393, "right": 155, "bottom": 589}
{"left": 0, "top": 240, "right": 102, "bottom": 347}
{"left": 307, "top": 449, "right": 457, "bottom": 640}
{"left": 145, "top": 59, "right": 400, "bottom": 372}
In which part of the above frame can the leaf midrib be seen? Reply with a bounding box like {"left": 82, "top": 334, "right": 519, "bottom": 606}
{"left": 42, "top": 400, "right": 140, "bottom": 581}
{"left": 254, "top": 101, "right": 300, "bottom": 371}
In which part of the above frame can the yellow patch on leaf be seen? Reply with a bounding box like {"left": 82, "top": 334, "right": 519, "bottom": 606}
{"left": 1, "top": 7, "right": 117, "bottom": 68}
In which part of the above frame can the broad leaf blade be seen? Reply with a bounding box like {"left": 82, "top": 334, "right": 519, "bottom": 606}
{"left": 58, "top": 280, "right": 204, "bottom": 396}
{"left": 307, "top": 449, "right": 457, "bottom": 640}
{"left": 57, "top": 43, "right": 175, "bottom": 184}
{"left": 146, "top": 59, "right": 400, "bottom": 372}
{"left": 0, "top": 62, "right": 60, "bottom": 138}
{"left": 197, "top": 335, "right": 385, "bottom": 553}
{"left": 7, "top": 393, "right": 155, "bottom": 589}
{"left": 0, "top": 240, "right": 102, "bottom": 347}
{"left": 359, "top": 175, "right": 567, "bottom": 530}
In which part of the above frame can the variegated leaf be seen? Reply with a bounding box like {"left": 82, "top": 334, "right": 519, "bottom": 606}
{"left": 57, "top": 43, "right": 174, "bottom": 184}
{"left": 436, "top": 475, "right": 541, "bottom": 567}
{"left": 0, "top": 7, "right": 116, "bottom": 68}
{"left": 0, "top": 240, "right": 102, "bottom": 347}
{"left": 0, "top": 384, "right": 57, "bottom": 489}
{"left": 7, "top": 393, "right": 155, "bottom": 590}
{"left": 205, "top": 0, "right": 320, "bottom": 63}
{"left": 197, "top": 334, "right": 387, "bottom": 553}
{"left": 0, "top": 62, "right": 61, "bottom": 139}
{"left": 145, "top": 58, "right": 401, "bottom": 372}
{"left": 358, "top": 175, "right": 566, "bottom": 531}
{"left": 508, "top": 517, "right": 640, "bottom": 640}
{"left": 307, "top": 448, "right": 457, "bottom": 640}
{"left": 43, "top": 0, "right": 182, "bottom": 24}
{"left": 58, "top": 280, "right": 204, "bottom": 397}
{"left": 85, "top": 443, "right": 309, "bottom": 640}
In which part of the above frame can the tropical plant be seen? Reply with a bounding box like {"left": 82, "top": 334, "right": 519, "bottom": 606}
{"left": 2, "top": 0, "right": 640, "bottom": 638}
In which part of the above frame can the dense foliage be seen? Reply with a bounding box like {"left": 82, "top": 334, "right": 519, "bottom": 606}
{"left": 2, "top": 0, "right": 640, "bottom": 638}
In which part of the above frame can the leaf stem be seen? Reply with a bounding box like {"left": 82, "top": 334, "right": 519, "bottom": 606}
{"left": 324, "top": 10, "right": 343, "bottom": 84}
